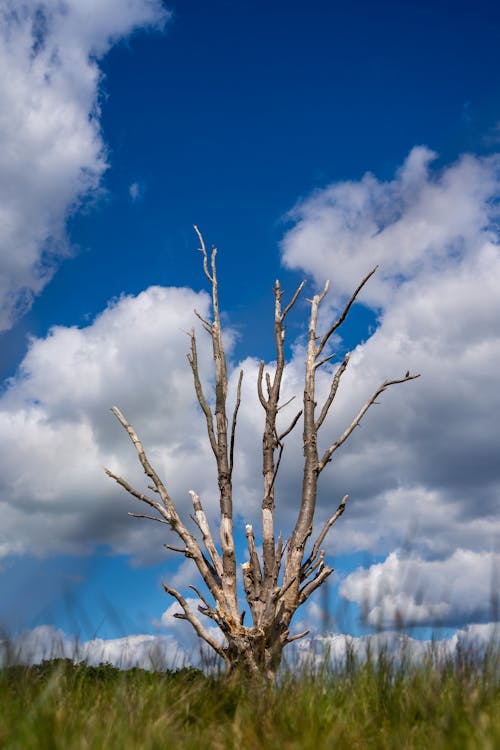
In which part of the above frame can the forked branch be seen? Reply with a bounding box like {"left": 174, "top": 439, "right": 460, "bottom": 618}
{"left": 315, "top": 266, "right": 378, "bottom": 361}
{"left": 163, "top": 583, "right": 228, "bottom": 662}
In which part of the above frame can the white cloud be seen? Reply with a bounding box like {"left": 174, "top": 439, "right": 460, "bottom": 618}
{"left": 0, "top": 285, "right": 221, "bottom": 561}
{"left": 0, "top": 0, "right": 168, "bottom": 331}
{"left": 281, "top": 148, "right": 500, "bottom": 309}
{"left": 1, "top": 146, "right": 500, "bottom": 636}
{"left": 274, "top": 148, "right": 500, "bottom": 629}
{"left": 340, "top": 549, "right": 500, "bottom": 627}
{"left": 128, "top": 181, "right": 143, "bottom": 201}
{"left": 294, "top": 622, "right": 499, "bottom": 671}
{"left": 2, "top": 621, "right": 497, "bottom": 671}
{"left": 0, "top": 624, "right": 185, "bottom": 670}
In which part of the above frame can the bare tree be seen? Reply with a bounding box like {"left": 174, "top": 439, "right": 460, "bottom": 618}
{"left": 105, "top": 227, "right": 419, "bottom": 679}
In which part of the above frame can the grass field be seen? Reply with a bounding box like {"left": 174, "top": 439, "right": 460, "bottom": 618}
{"left": 1, "top": 644, "right": 499, "bottom": 749}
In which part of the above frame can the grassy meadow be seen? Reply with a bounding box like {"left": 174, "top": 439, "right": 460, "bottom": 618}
{"left": 1, "top": 644, "right": 499, "bottom": 749}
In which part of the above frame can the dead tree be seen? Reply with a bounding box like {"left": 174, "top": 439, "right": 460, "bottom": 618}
{"left": 105, "top": 227, "right": 419, "bottom": 679}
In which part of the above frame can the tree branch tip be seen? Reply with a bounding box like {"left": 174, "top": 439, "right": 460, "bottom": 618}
{"left": 286, "top": 629, "right": 310, "bottom": 644}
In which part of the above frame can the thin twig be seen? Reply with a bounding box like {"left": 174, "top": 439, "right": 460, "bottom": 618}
{"left": 301, "top": 495, "right": 348, "bottom": 578}
{"left": 317, "top": 373, "right": 421, "bottom": 473}
{"left": 298, "top": 565, "right": 334, "bottom": 605}
{"left": 257, "top": 360, "right": 267, "bottom": 408}
{"left": 285, "top": 629, "right": 310, "bottom": 644}
{"left": 229, "top": 370, "right": 243, "bottom": 477}
{"left": 163, "top": 583, "right": 227, "bottom": 661}
{"left": 280, "top": 280, "right": 306, "bottom": 320}
{"left": 186, "top": 330, "right": 218, "bottom": 458}
{"left": 190, "top": 490, "right": 224, "bottom": 580}
{"left": 277, "top": 409, "right": 303, "bottom": 442}
{"left": 315, "top": 266, "right": 378, "bottom": 361}
{"left": 128, "top": 512, "right": 169, "bottom": 524}
{"left": 315, "top": 354, "right": 350, "bottom": 431}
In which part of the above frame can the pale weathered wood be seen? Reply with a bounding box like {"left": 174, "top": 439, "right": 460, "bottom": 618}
{"left": 106, "top": 227, "right": 419, "bottom": 679}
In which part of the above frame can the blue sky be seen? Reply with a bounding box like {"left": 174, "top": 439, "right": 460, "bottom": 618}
{"left": 1, "top": 0, "right": 500, "bottom": 666}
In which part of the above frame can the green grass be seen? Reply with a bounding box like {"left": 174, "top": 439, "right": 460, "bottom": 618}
{"left": 1, "top": 648, "right": 499, "bottom": 749}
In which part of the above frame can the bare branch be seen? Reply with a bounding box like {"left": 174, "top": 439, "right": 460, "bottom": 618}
{"left": 275, "top": 533, "right": 284, "bottom": 565}
{"left": 268, "top": 442, "right": 284, "bottom": 497}
{"left": 314, "top": 353, "right": 336, "bottom": 370}
{"left": 277, "top": 409, "right": 303, "bottom": 442}
{"left": 109, "top": 408, "right": 174, "bottom": 513}
{"left": 301, "top": 495, "right": 348, "bottom": 579}
{"left": 273, "top": 574, "right": 298, "bottom": 603}
{"left": 265, "top": 371, "right": 272, "bottom": 399}
{"left": 229, "top": 369, "right": 243, "bottom": 477}
{"left": 186, "top": 330, "right": 218, "bottom": 458}
{"left": 280, "top": 280, "right": 306, "bottom": 320}
{"left": 318, "top": 373, "right": 420, "bottom": 472}
{"left": 241, "top": 562, "right": 258, "bottom": 604}
{"left": 284, "top": 629, "right": 310, "bottom": 645}
{"left": 193, "top": 224, "right": 214, "bottom": 284}
{"left": 194, "top": 308, "right": 213, "bottom": 334}
{"left": 108, "top": 410, "right": 227, "bottom": 602}
{"left": 257, "top": 360, "right": 267, "bottom": 408}
{"left": 189, "top": 490, "right": 223, "bottom": 580}
{"left": 272, "top": 533, "right": 284, "bottom": 587}
{"left": 245, "top": 524, "right": 262, "bottom": 592}
{"left": 188, "top": 585, "right": 222, "bottom": 626}
{"left": 192, "top": 228, "right": 237, "bottom": 619}
{"left": 281, "top": 281, "right": 331, "bottom": 600}
{"left": 277, "top": 395, "right": 296, "bottom": 413}
{"left": 304, "top": 549, "right": 325, "bottom": 580}
{"left": 315, "top": 266, "right": 378, "bottom": 361}
{"left": 164, "top": 544, "right": 190, "bottom": 555}
{"left": 163, "top": 583, "right": 227, "bottom": 661}
{"left": 309, "top": 279, "right": 330, "bottom": 307}
{"left": 315, "top": 353, "right": 350, "bottom": 431}
{"left": 298, "top": 565, "right": 333, "bottom": 605}
{"left": 105, "top": 468, "right": 170, "bottom": 521}
{"left": 127, "top": 512, "right": 169, "bottom": 524}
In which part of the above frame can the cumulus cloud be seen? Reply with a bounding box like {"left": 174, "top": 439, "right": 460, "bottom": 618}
{"left": 0, "top": 624, "right": 185, "bottom": 670}
{"left": 293, "top": 622, "right": 500, "bottom": 671}
{"left": 0, "top": 285, "right": 221, "bottom": 561}
{"left": 277, "top": 148, "right": 500, "bottom": 626}
{"left": 0, "top": 0, "right": 168, "bottom": 331}
{"left": 1, "top": 145, "right": 500, "bottom": 636}
{"left": 340, "top": 550, "right": 500, "bottom": 627}
{"left": 282, "top": 147, "right": 500, "bottom": 308}
{"left": 2, "top": 621, "right": 497, "bottom": 671}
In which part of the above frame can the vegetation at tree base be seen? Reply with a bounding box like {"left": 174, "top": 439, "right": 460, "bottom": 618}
{"left": 1, "top": 649, "right": 498, "bottom": 749}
